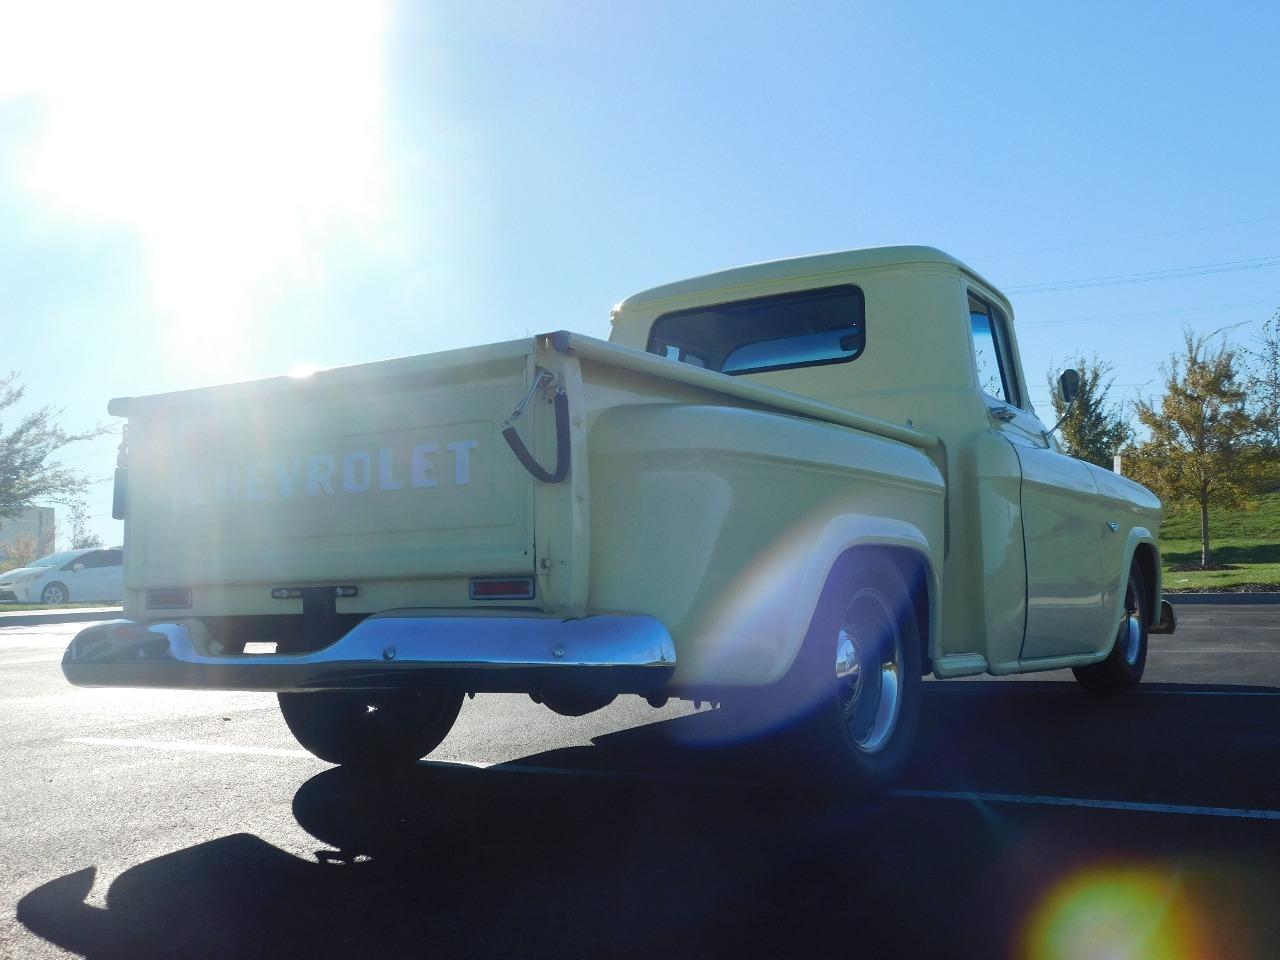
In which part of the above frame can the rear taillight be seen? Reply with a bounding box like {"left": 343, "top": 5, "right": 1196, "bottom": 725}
{"left": 469, "top": 577, "right": 535, "bottom": 600}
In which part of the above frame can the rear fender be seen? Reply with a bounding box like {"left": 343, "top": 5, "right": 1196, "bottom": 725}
{"left": 782, "top": 516, "right": 939, "bottom": 679}
{"left": 684, "top": 514, "right": 939, "bottom": 687}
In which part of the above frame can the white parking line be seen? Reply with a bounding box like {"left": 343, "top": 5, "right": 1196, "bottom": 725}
{"left": 1141, "top": 689, "right": 1280, "bottom": 696}
{"left": 889, "top": 788, "right": 1280, "bottom": 821}
{"left": 65, "top": 736, "right": 1280, "bottom": 820}
{"left": 1155, "top": 649, "right": 1280, "bottom": 653}
{"left": 66, "top": 736, "right": 318, "bottom": 759}
{"left": 64, "top": 737, "right": 740, "bottom": 785}
{"left": 928, "top": 685, "right": 1280, "bottom": 696}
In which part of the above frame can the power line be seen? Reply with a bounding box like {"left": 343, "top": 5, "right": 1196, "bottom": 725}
{"left": 1016, "top": 297, "right": 1276, "bottom": 329}
{"left": 970, "top": 213, "right": 1280, "bottom": 261}
{"left": 1007, "top": 254, "right": 1280, "bottom": 295}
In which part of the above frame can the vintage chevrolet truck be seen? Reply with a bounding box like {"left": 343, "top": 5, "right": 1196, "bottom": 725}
{"left": 64, "top": 246, "right": 1175, "bottom": 792}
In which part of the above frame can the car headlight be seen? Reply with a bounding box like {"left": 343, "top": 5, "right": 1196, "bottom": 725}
{"left": 13, "top": 571, "right": 43, "bottom": 583}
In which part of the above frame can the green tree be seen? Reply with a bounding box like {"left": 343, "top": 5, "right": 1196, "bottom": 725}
{"left": 1126, "top": 330, "right": 1265, "bottom": 567}
{"left": 66, "top": 499, "right": 104, "bottom": 550}
{"left": 0, "top": 372, "right": 105, "bottom": 522}
{"left": 0, "top": 535, "right": 40, "bottom": 571}
{"left": 1045, "top": 355, "right": 1132, "bottom": 468}
{"left": 1242, "top": 309, "right": 1280, "bottom": 451}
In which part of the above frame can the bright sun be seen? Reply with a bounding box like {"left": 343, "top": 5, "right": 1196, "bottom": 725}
{"left": 0, "top": 0, "right": 392, "bottom": 380}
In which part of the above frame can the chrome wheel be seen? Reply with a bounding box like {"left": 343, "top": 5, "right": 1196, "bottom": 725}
{"left": 1120, "top": 586, "right": 1143, "bottom": 667}
{"left": 1073, "top": 565, "right": 1148, "bottom": 694}
{"left": 835, "top": 587, "right": 904, "bottom": 755}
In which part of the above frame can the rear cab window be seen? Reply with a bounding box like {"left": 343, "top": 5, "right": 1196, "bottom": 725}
{"left": 647, "top": 285, "right": 865, "bottom": 375}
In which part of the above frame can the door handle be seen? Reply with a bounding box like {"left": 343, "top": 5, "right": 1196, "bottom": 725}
{"left": 988, "top": 405, "right": 1017, "bottom": 423}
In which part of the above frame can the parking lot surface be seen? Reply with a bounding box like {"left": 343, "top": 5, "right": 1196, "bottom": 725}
{"left": 2, "top": 606, "right": 1279, "bottom": 958}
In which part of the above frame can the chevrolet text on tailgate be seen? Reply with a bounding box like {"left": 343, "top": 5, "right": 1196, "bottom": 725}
{"left": 65, "top": 246, "right": 1175, "bottom": 793}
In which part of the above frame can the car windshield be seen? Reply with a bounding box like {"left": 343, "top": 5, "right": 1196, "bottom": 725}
{"left": 30, "top": 552, "right": 80, "bottom": 568}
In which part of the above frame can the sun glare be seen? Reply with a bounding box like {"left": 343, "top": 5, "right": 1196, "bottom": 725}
{"left": 0, "top": 0, "right": 392, "bottom": 380}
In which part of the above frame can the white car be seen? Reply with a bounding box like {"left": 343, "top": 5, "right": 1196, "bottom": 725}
{"left": 0, "top": 548, "right": 124, "bottom": 605}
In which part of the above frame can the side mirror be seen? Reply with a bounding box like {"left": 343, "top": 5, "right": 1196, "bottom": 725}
{"left": 72, "top": 562, "right": 85, "bottom": 572}
{"left": 1056, "top": 368, "right": 1082, "bottom": 406}
{"left": 1046, "top": 369, "right": 1083, "bottom": 440}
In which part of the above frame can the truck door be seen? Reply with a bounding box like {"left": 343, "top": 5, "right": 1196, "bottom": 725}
{"left": 969, "top": 294, "right": 1106, "bottom": 660}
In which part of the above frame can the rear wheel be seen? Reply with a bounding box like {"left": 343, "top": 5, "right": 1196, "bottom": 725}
{"left": 278, "top": 689, "right": 464, "bottom": 767}
{"left": 782, "top": 563, "right": 923, "bottom": 797}
{"left": 1072, "top": 565, "right": 1148, "bottom": 693}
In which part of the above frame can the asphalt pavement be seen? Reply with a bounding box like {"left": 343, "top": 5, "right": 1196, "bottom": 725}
{"left": 2, "top": 607, "right": 1279, "bottom": 958}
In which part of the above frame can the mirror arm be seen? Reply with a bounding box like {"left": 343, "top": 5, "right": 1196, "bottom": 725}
{"left": 1045, "top": 395, "right": 1078, "bottom": 440}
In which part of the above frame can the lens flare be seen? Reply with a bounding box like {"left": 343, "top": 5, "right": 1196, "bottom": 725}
{"left": 1021, "top": 862, "right": 1213, "bottom": 960}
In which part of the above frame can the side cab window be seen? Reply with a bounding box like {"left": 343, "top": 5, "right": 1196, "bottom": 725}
{"left": 968, "top": 293, "right": 1022, "bottom": 407}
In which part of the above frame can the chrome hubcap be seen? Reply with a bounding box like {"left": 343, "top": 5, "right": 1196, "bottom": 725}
{"left": 1121, "top": 600, "right": 1142, "bottom": 666}
{"left": 1113, "top": 579, "right": 1144, "bottom": 667}
{"left": 835, "top": 588, "right": 903, "bottom": 754}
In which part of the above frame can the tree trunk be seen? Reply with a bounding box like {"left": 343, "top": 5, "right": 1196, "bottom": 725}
{"left": 1200, "top": 496, "right": 1212, "bottom": 568}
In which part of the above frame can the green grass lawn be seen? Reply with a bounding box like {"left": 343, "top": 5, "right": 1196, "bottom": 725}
{"left": 1160, "top": 492, "right": 1280, "bottom": 591}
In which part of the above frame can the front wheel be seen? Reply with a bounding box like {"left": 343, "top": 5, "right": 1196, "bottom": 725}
{"left": 1072, "top": 565, "right": 1148, "bottom": 694}
{"left": 40, "top": 582, "right": 69, "bottom": 605}
{"left": 278, "top": 689, "right": 464, "bottom": 767}
{"left": 783, "top": 563, "right": 923, "bottom": 797}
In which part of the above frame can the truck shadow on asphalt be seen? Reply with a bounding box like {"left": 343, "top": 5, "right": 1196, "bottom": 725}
{"left": 18, "top": 683, "right": 1280, "bottom": 959}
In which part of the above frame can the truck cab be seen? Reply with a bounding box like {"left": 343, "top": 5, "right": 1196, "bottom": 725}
{"left": 610, "top": 245, "right": 1163, "bottom": 678}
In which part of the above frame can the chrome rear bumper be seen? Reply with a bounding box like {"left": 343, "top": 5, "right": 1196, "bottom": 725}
{"left": 63, "top": 612, "right": 677, "bottom": 695}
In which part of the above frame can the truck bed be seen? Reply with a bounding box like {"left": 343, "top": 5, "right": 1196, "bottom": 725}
{"left": 112, "top": 332, "right": 942, "bottom": 687}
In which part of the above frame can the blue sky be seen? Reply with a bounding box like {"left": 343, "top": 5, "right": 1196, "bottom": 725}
{"left": 2, "top": 0, "right": 1278, "bottom": 547}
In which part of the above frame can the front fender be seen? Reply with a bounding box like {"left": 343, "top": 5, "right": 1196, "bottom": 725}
{"left": 1118, "top": 526, "right": 1161, "bottom": 623}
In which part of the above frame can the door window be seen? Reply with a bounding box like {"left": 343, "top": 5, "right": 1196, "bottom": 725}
{"left": 968, "top": 294, "right": 1020, "bottom": 406}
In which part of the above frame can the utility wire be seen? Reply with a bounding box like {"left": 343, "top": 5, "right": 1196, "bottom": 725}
{"left": 1016, "top": 297, "right": 1276, "bottom": 329}
{"left": 970, "top": 213, "right": 1280, "bottom": 261}
{"left": 1007, "top": 254, "right": 1280, "bottom": 294}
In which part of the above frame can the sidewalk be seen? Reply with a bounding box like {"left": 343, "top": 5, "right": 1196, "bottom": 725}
{"left": 0, "top": 605, "right": 123, "bottom": 627}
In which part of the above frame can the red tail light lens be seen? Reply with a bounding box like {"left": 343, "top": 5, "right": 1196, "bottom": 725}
{"left": 469, "top": 577, "right": 535, "bottom": 600}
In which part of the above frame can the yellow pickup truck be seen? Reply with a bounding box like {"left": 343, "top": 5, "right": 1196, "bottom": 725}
{"left": 63, "top": 246, "right": 1175, "bottom": 793}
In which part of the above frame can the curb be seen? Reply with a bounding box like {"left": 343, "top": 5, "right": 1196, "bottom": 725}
{"left": 0, "top": 608, "right": 123, "bottom": 627}
{"left": 1165, "top": 593, "right": 1280, "bottom": 605}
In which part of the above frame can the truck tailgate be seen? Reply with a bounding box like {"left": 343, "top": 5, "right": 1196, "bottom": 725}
{"left": 119, "top": 342, "right": 537, "bottom": 601}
